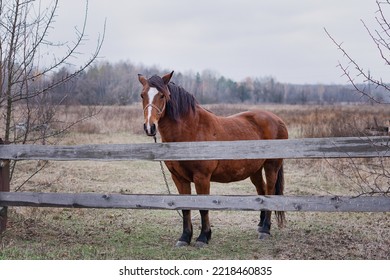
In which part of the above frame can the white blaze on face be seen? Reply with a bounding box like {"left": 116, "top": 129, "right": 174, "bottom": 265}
{"left": 146, "top": 87, "right": 159, "bottom": 132}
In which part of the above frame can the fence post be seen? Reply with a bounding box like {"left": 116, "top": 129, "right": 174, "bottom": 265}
{"left": 0, "top": 138, "right": 10, "bottom": 234}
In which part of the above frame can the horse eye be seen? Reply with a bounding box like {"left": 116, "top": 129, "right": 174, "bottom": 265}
{"left": 160, "top": 94, "right": 164, "bottom": 99}
{"left": 140, "top": 94, "right": 143, "bottom": 99}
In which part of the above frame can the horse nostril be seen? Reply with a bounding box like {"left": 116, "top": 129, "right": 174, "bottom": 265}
{"left": 144, "top": 123, "right": 157, "bottom": 136}
{"left": 151, "top": 124, "right": 156, "bottom": 135}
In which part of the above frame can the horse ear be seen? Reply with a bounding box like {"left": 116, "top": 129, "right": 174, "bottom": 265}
{"left": 138, "top": 74, "right": 148, "bottom": 86}
{"left": 162, "top": 71, "right": 174, "bottom": 85}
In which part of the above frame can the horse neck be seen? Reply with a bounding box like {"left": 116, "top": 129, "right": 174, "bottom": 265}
{"left": 158, "top": 105, "right": 201, "bottom": 142}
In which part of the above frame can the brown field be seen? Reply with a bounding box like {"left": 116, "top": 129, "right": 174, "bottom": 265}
{"left": 1, "top": 104, "right": 390, "bottom": 259}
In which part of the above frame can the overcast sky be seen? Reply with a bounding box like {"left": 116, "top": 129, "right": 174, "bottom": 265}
{"left": 46, "top": 0, "right": 388, "bottom": 84}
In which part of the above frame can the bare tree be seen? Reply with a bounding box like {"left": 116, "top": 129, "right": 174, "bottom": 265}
{"left": 325, "top": 0, "right": 390, "bottom": 196}
{"left": 0, "top": 0, "right": 105, "bottom": 187}
{"left": 325, "top": 0, "right": 390, "bottom": 104}
{"left": 0, "top": 0, "right": 105, "bottom": 144}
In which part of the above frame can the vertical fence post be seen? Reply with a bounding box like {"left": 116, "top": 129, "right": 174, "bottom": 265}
{"left": 0, "top": 138, "right": 10, "bottom": 234}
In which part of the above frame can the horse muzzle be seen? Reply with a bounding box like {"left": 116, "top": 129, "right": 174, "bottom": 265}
{"left": 144, "top": 123, "right": 157, "bottom": 136}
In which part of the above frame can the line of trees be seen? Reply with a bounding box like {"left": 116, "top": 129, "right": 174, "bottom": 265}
{"left": 43, "top": 61, "right": 389, "bottom": 106}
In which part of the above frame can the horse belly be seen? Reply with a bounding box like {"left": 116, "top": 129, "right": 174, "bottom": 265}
{"left": 211, "top": 159, "right": 264, "bottom": 183}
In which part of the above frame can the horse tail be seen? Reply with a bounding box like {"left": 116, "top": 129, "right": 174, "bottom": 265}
{"left": 275, "top": 163, "right": 286, "bottom": 228}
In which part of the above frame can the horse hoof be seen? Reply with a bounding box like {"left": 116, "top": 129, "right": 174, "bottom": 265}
{"left": 194, "top": 241, "right": 208, "bottom": 248}
{"left": 258, "top": 232, "right": 271, "bottom": 240}
{"left": 175, "top": 240, "right": 189, "bottom": 247}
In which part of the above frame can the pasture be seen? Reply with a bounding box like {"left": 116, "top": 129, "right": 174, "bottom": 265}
{"left": 1, "top": 104, "right": 389, "bottom": 259}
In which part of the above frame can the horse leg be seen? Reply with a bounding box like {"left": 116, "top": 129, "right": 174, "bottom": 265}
{"left": 196, "top": 209, "right": 211, "bottom": 247}
{"left": 265, "top": 159, "right": 286, "bottom": 228}
{"left": 177, "top": 210, "right": 193, "bottom": 247}
{"left": 259, "top": 159, "right": 284, "bottom": 239}
{"left": 194, "top": 175, "right": 212, "bottom": 247}
{"left": 250, "top": 168, "right": 270, "bottom": 239}
{"left": 171, "top": 174, "right": 193, "bottom": 247}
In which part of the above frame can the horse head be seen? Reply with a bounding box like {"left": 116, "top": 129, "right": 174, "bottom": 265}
{"left": 138, "top": 71, "right": 174, "bottom": 136}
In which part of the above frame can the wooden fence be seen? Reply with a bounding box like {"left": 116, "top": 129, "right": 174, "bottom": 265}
{"left": 1, "top": 136, "right": 390, "bottom": 233}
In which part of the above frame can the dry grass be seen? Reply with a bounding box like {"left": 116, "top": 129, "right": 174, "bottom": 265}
{"left": 48, "top": 103, "right": 390, "bottom": 139}
{"left": 1, "top": 104, "right": 390, "bottom": 260}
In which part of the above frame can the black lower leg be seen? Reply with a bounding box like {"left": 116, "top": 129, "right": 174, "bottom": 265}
{"left": 258, "top": 211, "right": 265, "bottom": 228}
{"left": 196, "top": 210, "right": 212, "bottom": 244}
{"left": 179, "top": 210, "right": 193, "bottom": 244}
{"left": 258, "top": 210, "right": 271, "bottom": 234}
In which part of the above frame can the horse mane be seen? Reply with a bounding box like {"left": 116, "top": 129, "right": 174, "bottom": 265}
{"left": 148, "top": 75, "right": 198, "bottom": 121}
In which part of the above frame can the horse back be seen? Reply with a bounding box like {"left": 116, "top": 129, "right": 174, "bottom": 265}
{"left": 215, "top": 109, "right": 288, "bottom": 141}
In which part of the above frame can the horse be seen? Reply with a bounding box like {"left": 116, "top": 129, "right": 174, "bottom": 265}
{"left": 138, "top": 71, "right": 288, "bottom": 247}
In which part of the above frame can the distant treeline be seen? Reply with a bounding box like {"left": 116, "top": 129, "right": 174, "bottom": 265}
{"left": 41, "top": 61, "right": 389, "bottom": 105}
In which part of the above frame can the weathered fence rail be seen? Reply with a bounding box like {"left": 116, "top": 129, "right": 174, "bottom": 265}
{"left": 0, "top": 136, "right": 390, "bottom": 233}
{"left": 1, "top": 192, "right": 390, "bottom": 212}
{"left": 1, "top": 136, "right": 389, "bottom": 161}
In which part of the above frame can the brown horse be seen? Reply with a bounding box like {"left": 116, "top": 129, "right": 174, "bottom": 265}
{"left": 138, "top": 71, "right": 288, "bottom": 247}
